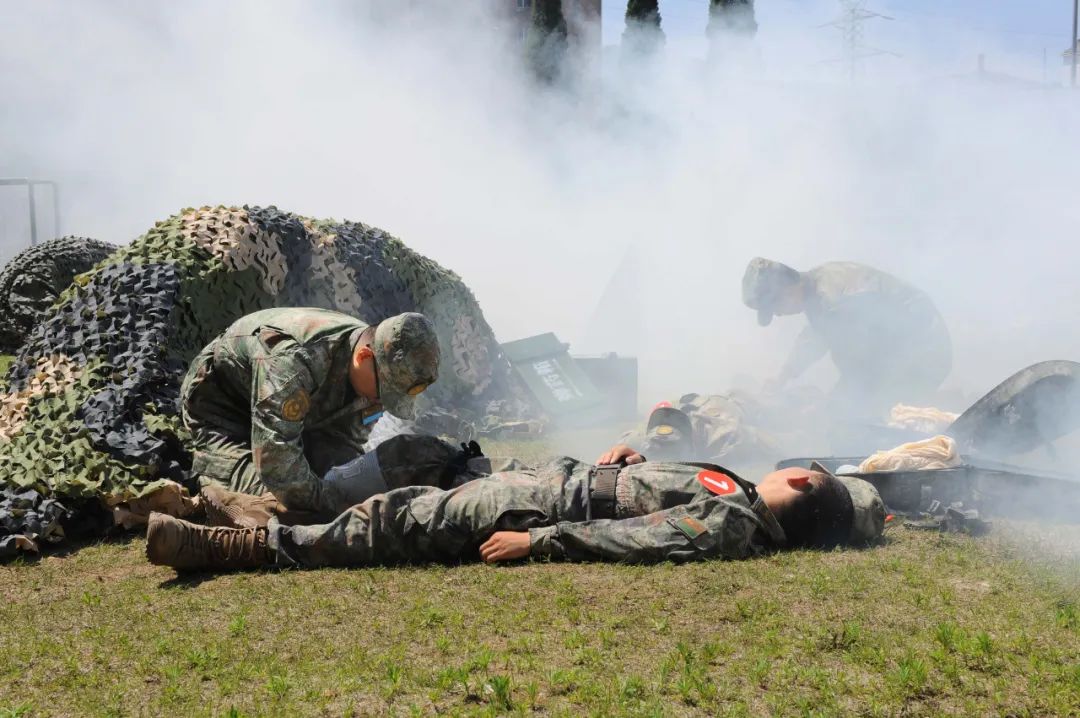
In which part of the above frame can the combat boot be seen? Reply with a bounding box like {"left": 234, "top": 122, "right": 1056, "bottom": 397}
{"left": 200, "top": 484, "right": 280, "bottom": 529}
{"left": 145, "top": 512, "right": 272, "bottom": 570}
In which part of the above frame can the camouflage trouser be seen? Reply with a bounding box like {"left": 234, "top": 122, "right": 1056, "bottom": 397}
{"left": 181, "top": 343, "right": 267, "bottom": 494}
{"left": 268, "top": 461, "right": 772, "bottom": 567}
{"left": 180, "top": 342, "right": 364, "bottom": 497}
{"left": 269, "top": 467, "right": 583, "bottom": 567}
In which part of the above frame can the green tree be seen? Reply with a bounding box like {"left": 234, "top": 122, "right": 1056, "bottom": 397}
{"left": 707, "top": 0, "right": 758, "bottom": 39}
{"left": 525, "top": 0, "right": 568, "bottom": 84}
{"left": 622, "top": 0, "right": 665, "bottom": 58}
{"left": 626, "top": 0, "right": 661, "bottom": 24}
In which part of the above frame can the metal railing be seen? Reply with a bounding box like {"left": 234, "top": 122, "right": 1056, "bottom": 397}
{"left": 0, "top": 178, "right": 61, "bottom": 247}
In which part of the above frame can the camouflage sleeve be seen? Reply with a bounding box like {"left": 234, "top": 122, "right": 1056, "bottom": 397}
{"left": 528, "top": 496, "right": 768, "bottom": 564}
{"left": 250, "top": 350, "right": 327, "bottom": 511}
{"left": 780, "top": 324, "right": 828, "bottom": 380}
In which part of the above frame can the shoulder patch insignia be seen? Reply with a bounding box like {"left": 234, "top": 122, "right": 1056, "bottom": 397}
{"left": 697, "top": 470, "right": 738, "bottom": 496}
{"left": 281, "top": 389, "right": 311, "bottom": 422}
{"left": 673, "top": 516, "right": 708, "bottom": 540}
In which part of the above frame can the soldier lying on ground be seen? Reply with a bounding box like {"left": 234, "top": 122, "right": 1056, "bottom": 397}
{"left": 183, "top": 308, "right": 439, "bottom": 516}
{"left": 600, "top": 396, "right": 780, "bottom": 467}
{"left": 600, "top": 405, "right": 690, "bottom": 466}
{"left": 144, "top": 437, "right": 885, "bottom": 571}
{"left": 598, "top": 383, "right": 841, "bottom": 471}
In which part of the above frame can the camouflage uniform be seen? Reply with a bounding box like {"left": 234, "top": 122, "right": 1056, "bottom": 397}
{"left": 183, "top": 307, "right": 440, "bottom": 514}
{"left": 618, "top": 395, "right": 781, "bottom": 468}
{"left": 181, "top": 308, "right": 375, "bottom": 508}
{"left": 0, "top": 205, "right": 528, "bottom": 557}
{"left": 745, "top": 260, "right": 952, "bottom": 416}
{"left": 268, "top": 460, "right": 787, "bottom": 567}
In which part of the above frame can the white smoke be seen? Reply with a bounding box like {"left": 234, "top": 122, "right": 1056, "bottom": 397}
{"left": 1, "top": 0, "right": 1078, "bottom": 436}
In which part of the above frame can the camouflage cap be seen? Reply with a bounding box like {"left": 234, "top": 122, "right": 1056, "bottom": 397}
{"left": 372, "top": 313, "right": 440, "bottom": 419}
{"left": 643, "top": 406, "right": 696, "bottom": 461}
{"left": 741, "top": 258, "right": 802, "bottom": 327}
{"left": 834, "top": 475, "right": 886, "bottom": 544}
{"left": 807, "top": 460, "right": 885, "bottom": 544}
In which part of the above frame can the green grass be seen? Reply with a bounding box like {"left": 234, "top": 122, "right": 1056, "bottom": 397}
{"left": 2, "top": 429, "right": 1079, "bottom": 715}
{"left": 0, "top": 354, "right": 13, "bottom": 390}
{"left": 2, "top": 524, "right": 1079, "bottom": 716}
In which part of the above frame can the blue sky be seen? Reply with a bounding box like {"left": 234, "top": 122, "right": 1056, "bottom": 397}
{"left": 602, "top": 1, "right": 1076, "bottom": 78}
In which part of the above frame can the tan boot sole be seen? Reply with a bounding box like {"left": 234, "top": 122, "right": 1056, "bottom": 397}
{"left": 200, "top": 485, "right": 267, "bottom": 529}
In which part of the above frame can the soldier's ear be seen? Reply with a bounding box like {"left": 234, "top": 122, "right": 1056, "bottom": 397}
{"left": 786, "top": 474, "right": 811, "bottom": 490}
{"left": 351, "top": 346, "right": 375, "bottom": 372}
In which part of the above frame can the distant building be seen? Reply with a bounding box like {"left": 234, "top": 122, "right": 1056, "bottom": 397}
{"left": 947, "top": 54, "right": 1053, "bottom": 89}
{"left": 1064, "top": 39, "right": 1079, "bottom": 81}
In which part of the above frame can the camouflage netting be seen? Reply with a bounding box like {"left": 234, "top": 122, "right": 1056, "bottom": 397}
{"left": 0, "top": 235, "right": 117, "bottom": 353}
{"left": 0, "top": 487, "right": 67, "bottom": 559}
{"left": 0, "top": 205, "right": 529, "bottom": 554}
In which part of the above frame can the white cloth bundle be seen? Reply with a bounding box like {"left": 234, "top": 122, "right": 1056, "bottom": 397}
{"left": 887, "top": 404, "right": 960, "bottom": 434}
{"left": 858, "top": 434, "right": 961, "bottom": 473}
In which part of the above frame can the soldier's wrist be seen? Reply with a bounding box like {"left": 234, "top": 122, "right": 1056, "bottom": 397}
{"left": 528, "top": 526, "right": 561, "bottom": 558}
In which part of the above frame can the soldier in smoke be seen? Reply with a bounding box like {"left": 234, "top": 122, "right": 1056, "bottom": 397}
{"left": 742, "top": 258, "right": 952, "bottom": 419}
{"left": 182, "top": 308, "right": 440, "bottom": 518}
{"left": 144, "top": 434, "right": 885, "bottom": 571}
{"left": 598, "top": 394, "right": 789, "bottom": 471}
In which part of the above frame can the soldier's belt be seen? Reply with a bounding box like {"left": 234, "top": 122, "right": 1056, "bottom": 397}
{"left": 589, "top": 465, "right": 620, "bottom": 520}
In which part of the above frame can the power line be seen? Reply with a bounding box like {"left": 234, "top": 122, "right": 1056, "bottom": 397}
{"left": 819, "top": 0, "right": 898, "bottom": 82}
{"left": 884, "top": 5, "right": 1063, "bottom": 38}
{"left": 1071, "top": 0, "right": 1078, "bottom": 86}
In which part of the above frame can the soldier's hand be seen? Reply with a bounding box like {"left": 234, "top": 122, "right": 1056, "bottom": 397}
{"left": 596, "top": 444, "right": 645, "bottom": 466}
{"left": 480, "top": 531, "right": 531, "bottom": 563}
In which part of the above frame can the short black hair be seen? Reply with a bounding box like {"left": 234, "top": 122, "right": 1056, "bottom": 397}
{"left": 772, "top": 474, "right": 854, "bottom": 549}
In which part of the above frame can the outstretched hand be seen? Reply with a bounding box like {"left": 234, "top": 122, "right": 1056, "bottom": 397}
{"left": 480, "top": 531, "right": 531, "bottom": 563}
{"left": 595, "top": 444, "right": 645, "bottom": 466}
